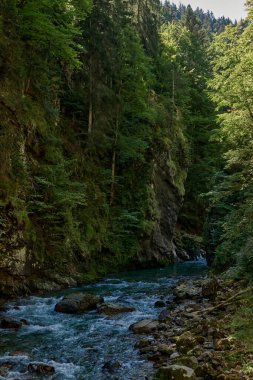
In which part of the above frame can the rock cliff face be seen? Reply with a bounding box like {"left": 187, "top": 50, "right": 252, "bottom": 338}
{"left": 0, "top": 206, "right": 77, "bottom": 297}
{"left": 0, "top": 206, "right": 29, "bottom": 297}
{"left": 139, "top": 159, "right": 184, "bottom": 267}
{"left": 0, "top": 160, "right": 187, "bottom": 297}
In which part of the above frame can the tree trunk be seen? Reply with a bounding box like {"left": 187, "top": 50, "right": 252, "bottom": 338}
{"left": 88, "top": 56, "right": 93, "bottom": 134}
{"left": 110, "top": 103, "right": 120, "bottom": 206}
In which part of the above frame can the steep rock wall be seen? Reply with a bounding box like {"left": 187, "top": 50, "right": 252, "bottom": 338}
{"left": 0, "top": 156, "right": 187, "bottom": 297}
{"left": 138, "top": 157, "right": 186, "bottom": 267}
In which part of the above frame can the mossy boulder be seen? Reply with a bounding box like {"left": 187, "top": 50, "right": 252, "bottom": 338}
{"left": 176, "top": 356, "right": 198, "bottom": 369}
{"left": 176, "top": 332, "right": 197, "bottom": 354}
{"left": 156, "top": 365, "right": 196, "bottom": 380}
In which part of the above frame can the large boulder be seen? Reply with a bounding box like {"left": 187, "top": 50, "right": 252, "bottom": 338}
{"left": 129, "top": 319, "right": 159, "bottom": 334}
{"left": 201, "top": 277, "right": 219, "bottom": 300}
{"left": 173, "top": 283, "right": 201, "bottom": 300}
{"left": 0, "top": 317, "right": 22, "bottom": 329}
{"left": 157, "top": 365, "right": 196, "bottom": 380}
{"left": 97, "top": 303, "right": 135, "bottom": 315}
{"left": 55, "top": 293, "right": 104, "bottom": 314}
{"left": 176, "top": 332, "right": 197, "bottom": 354}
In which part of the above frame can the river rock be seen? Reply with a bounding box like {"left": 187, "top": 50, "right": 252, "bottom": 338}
{"left": 20, "top": 318, "right": 29, "bottom": 325}
{"left": 170, "top": 352, "right": 180, "bottom": 360}
{"left": 0, "top": 317, "right": 22, "bottom": 329}
{"left": 215, "top": 338, "right": 233, "bottom": 351}
{"left": 135, "top": 339, "right": 152, "bottom": 349}
{"left": 201, "top": 277, "right": 219, "bottom": 300}
{"left": 173, "top": 283, "right": 200, "bottom": 300}
{"left": 157, "top": 364, "right": 196, "bottom": 379}
{"left": 102, "top": 361, "right": 121, "bottom": 372}
{"left": 129, "top": 319, "right": 159, "bottom": 334}
{"left": 176, "top": 356, "right": 199, "bottom": 369}
{"left": 28, "top": 363, "right": 55, "bottom": 375}
{"left": 155, "top": 300, "right": 166, "bottom": 308}
{"left": 0, "top": 299, "right": 6, "bottom": 312}
{"left": 176, "top": 332, "right": 197, "bottom": 354}
{"left": 0, "top": 368, "right": 7, "bottom": 377}
{"left": 10, "top": 351, "right": 30, "bottom": 357}
{"left": 55, "top": 293, "right": 104, "bottom": 314}
{"left": 157, "top": 344, "right": 175, "bottom": 355}
{"left": 97, "top": 303, "right": 135, "bottom": 315}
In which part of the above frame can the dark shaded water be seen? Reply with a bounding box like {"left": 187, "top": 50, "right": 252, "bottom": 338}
{"left": 0, "top": 260, "right": 207, "bottom": 380}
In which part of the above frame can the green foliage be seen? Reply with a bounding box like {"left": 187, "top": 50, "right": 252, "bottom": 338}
{"left": 160, "top": 10, "right": 218, "bottom": 233}
{"left": 205, "top": 10, "right": 253, "bottom": 274}
{"left": 0, "top": 0, "right": 225, "bottom": 281}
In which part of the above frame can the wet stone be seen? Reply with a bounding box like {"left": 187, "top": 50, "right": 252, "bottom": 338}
{"left": 0, "top": 317, "right": 22, "bottom": 329}
{"left": 28, "top": 363, "right": 55, "bottom": 375}
{"left": 97, "top": 303, "right": 136, "bottom": 315}
{"left": 157, "top": 344, "right": 175, "bottom": 356}
{"left": 102, "top": 361, "right": 121, "bottom": 373}
{"left": 129, "top": 319, "right": 159, "bottom": 334}
{"left": 54, "top": 293, "right": 104, "bottom": 314}
{"left": 155, "top": 300, "right": 166, "bottom": 308}
{"left": 176, "top": 332, "right": 197, "bottom": 354}
{"left": 173, "top": 283, "right": 201, "bottom": 301}
{"left": 135, "top": 339, "right": 152, "bottom": 349}
{"left": 10, "top": 351, "right": 30, "bottom": 357}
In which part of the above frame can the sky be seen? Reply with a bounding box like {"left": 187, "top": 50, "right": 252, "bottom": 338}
{"left": 170, "top": 0, "right": 247, "bottom": 21}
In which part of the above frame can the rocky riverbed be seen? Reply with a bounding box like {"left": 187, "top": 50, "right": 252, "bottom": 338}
{"left": 0, "top": 261, "right": 252, "bottom": 379}
{"left": 132, "top": 277, "right": 253, "bottom": 379}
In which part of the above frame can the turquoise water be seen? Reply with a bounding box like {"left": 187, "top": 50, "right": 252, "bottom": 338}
{"left": 0, "top": 260, "right": 207, "bottom": 380}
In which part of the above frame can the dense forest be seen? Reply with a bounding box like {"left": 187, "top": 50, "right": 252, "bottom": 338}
{"left": 0, "top": 0, "right": 252, "bottom": 296}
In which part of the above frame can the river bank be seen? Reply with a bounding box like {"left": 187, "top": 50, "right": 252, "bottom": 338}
{"left": 132, "top": 277, "right": 253, "bottom": 379}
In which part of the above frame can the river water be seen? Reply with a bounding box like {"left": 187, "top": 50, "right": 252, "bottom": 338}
{"left": 0, "top": 260, "right": 207, "bottom": 380}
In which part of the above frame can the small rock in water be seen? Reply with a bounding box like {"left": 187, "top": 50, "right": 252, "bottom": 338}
{"left": 0, "top": 317, "right": 22, "bottom": 330}
{"left": 0, "top": 368, "right": 7, "bottom": 377}
{"left": 20, "top": 318, "right": 29, "bottom": 325}
{"left": 10, "top": 351, "right": 30, "bottom": 357}
{"left": 159, "top": 309, "right": 173, "bottom": 321}
{"left": 54, "top": 293, "right": 104, "bottom": 314}
{"left": 97, "top": 303, "right": 136, "bottom": 315}
{"left": 0, "top": 299, "right": 6, "bottom": 312}
{"left": 28, "top": 363, "right": 55, "bottom": 375}
{"left": 1, "top": 362, "right": 13, "bottom": 370}
{"left": 102, "top": 361, "right": 121, "bottom": 373}
{"left": 155, "top": 300, "right": 166, "bottom": 308}
{"left": 129, "top": 319, "right": 159, "bottom": 334}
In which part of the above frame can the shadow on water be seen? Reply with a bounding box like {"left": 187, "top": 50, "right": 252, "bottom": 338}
{"left": 0, "top": 259, "right": 207, "bottom": 380}
{"left": 110, "top": 258, "right": 208, "bottom": 282}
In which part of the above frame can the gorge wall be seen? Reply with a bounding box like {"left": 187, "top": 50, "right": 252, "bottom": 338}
{"left": 0, "top": 119, "right": 187, "bottom": 296}
{"left": 0, "top": 0, "right": 219, "bottom": 297}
